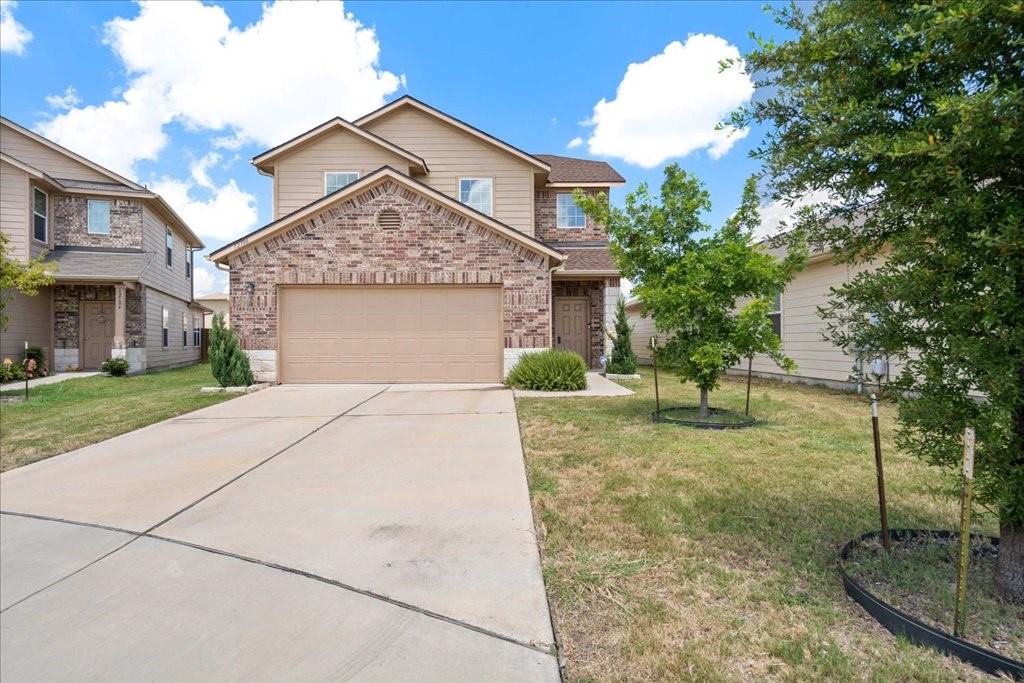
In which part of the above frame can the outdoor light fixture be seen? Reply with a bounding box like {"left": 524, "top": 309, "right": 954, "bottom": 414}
{"left": 244, "top": 282, "right": 256, "bottom": 294}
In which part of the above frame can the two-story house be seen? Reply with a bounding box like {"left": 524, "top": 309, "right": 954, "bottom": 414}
{"left": 1, "top": 117, "right": 206, "bottom": 373}
{"left": 208, "top": 96, "right": 625, "bottom": 384}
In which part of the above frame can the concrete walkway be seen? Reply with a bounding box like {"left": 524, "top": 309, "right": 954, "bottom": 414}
{"left": 2, "top": 371, "right": 102, "bottom": 390}
{"left": 0, "top": 385, "right": 558, "bottom": 681}
{"left": 513, "top": 371, "right": 635, "bottom": 398}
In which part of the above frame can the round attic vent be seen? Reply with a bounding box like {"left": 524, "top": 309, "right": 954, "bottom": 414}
{"left": 377, "top": 209, "right": 401, "bottom": 230}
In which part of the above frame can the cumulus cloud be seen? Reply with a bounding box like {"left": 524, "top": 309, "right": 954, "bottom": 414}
{"left": 37, "top": 1, "right": 402, "bottom": 178}
{"left": 754, "top": 189, "right": 834, "bottom": 241}
{"left": 193, "top": 262, "right": 227, "bottom": 297}
{"left": 582, "top": 35, "right": 754, "bottom": 168}
{"left": 566, "top": 137, "right": 583, "bottom": 150}
{"left": 45, "top": 86, "right": 82, "bottom": 111}
{"left": 0, "top": 0, "right": 32, "bottom": 55}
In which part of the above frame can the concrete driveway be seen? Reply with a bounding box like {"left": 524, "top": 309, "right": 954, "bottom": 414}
{"left": 0, "top": 384, "right": 558, "bottom": 681}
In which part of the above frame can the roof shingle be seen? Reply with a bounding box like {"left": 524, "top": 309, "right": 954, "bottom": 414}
{"left": 559, "top": 245, "right": 619, "bottom": 273}
{"left": 46, "top": 248, "right": 153, "bottom": 281}
{"left": 533, "top": 154, "right": 625, "bottom": 184}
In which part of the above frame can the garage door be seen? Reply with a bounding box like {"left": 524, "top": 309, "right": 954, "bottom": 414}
{"left": 279, "top": 286, "right": 502, "bottom": 383}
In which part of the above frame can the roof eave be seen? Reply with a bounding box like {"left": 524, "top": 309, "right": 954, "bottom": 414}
{"left": 544, "top": 182, "right": 626, "bottom": 188}
{"left": 553, "top": 270, "right": 620, "bottom": 278}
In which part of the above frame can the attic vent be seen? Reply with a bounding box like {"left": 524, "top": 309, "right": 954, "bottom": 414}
{"left": 377, "top": 209, "right": 401, "bottom": 230}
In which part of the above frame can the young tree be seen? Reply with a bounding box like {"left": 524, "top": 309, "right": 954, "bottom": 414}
{"left": 209, "top": 312, "right": 253, "bottom": 387}
{"left": 576, "top": 171, "right": 805, "bottom": 418}
{"left": 606, "top": 297, "right": 638, "bottom": 375}
{"left": 733, "top": 297, "right": 795, "bottom": 415}
{"left": 0, "top": 233, "right": 55, "bottom": 332}
{"left": 732, "top": 1, "right": 1024, "bottom": 601}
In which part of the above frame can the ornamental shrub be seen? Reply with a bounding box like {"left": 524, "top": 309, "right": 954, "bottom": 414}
{"left": 209, "top": 312, "right": 253, "bottom": 387}
{"left": 606, "top": 297, "right": 638, "bottom": 375}
{"left": 505, "top": 349, "right": 587, "bottom": 391}
{"left": 101, "top": 357, "right": 130, "bottom": 376}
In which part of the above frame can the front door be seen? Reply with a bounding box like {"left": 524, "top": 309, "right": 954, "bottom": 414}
{"left": 553, "top": 297, "right": 590, "bottom": 366}
{"left": 81, "top": 301, "right": 114, "bottom": 370}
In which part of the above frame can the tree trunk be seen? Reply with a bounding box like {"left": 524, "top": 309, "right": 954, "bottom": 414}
{"left": 699, "top": 388, "right": 709, "bottom": 418}
{"left": 996, "top": 519, "right": 1024, "bottom": 604}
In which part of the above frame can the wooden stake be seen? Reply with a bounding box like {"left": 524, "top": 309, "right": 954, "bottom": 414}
{"left": 954, "top": 426, "right": 975, "bottom": 638}
{"left": 871, "top": 395, "right": 890, "bottom": 551}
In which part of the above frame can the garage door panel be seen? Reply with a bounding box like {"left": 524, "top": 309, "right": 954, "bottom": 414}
{"left": 280, "top": 287, "right": 501, "bottom": 383}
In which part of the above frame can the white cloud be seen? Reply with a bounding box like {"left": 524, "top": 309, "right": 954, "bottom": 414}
{"left": 0, "top": 0, "right": 32, "bottom": 55}
{"left": 193, "top": 262, "right": 227, "bottom": 297}
{"left": 45, "top": 86, "right": 82, "bottom": 111}
{"left": 566, "top": 136, "right": 583, "bottom": 150}
{"left": 37, "top": 1, "right": 402, "bottom": 178}
{"left": 582, "top": 35, "right": 755, "bottom": 168}
{"left": 754, "top": 189, "right": 834, "bottom": 241}
{"left": 150, "top": 163, "right": 258, "bottom": 243}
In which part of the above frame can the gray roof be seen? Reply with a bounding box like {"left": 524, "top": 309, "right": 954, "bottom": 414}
{"left": 53, "top": 178, "right": 150, "bottom": 194}
{"left": 47, "top": 249, "right": 153, "bottom": 281}
{"left": 533, "top": 155, "right": 625, "bottom": 184}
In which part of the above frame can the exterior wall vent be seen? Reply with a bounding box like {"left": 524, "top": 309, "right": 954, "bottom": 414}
{"left": 377, "top": 209, "right": 401, "bottom": 230}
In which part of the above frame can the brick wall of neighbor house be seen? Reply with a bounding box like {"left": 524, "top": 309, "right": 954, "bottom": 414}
{"left": 534, "top": 188, "right": 608, "bottom": 242}
{"left": 53, "top": 284, "right": 146, "bottom": 370}
{"left": 553, "top": 279, "right": 604, "bottom": 367}
{"left": 227, "top": 179, "right": 552, "bottom": 381}
{"left": 52, "top": 195, "right": 143, "bottom": 250}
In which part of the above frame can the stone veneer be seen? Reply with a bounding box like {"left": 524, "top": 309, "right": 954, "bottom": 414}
{"left": 227, "top": 178, "right": 552, "bottom": 381}
{"left": 52, "top": 195, "right": 143, "bottom": 250}
{"left": 552, "top": 279, "right": 605, "bottom": 368}
{"left": 534, "top": 188, "right": 609, "bottom": 242}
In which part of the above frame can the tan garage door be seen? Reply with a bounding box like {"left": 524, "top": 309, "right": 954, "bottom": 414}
{"left": 279, "top": 286, "right": 502, "bottom": 383}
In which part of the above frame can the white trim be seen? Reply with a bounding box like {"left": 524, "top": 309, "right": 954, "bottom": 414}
{"left": 324, "top": 171, "right": 360, "bottom": 195}
{"left": 31, "top": 186, "right": 48, "bottom": 244}
{"left": 165, "top": 228, "right": 173, "bottom": 269}
{"left": 87, "top": 199, "right": 111, "bottom": 235}
{"left": 459, "top": 177, "right": 493, "bottom": 217}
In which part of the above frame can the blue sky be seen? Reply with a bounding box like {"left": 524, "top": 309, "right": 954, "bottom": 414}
{"left": 0, "top": 0, "right": 795, "bottom": 295}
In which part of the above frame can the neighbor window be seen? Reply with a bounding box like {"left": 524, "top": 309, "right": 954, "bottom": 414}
{"left": 768, "top": 292, "right": 782, "bottom": 338}
{"left": 162, "top": 307, "right": 169, "bottom": 347}
{"left": 193, "top": 316, "right": 201, "bottom": 346}
{"left": 32, "top": 188, "right": 48, "bottom": 243}
{"left": 459, "top": 178, "right": 493, "bottom": 216}
{"left": 186, "top": 250, "right": 192, "bottom": 279}
{"left": 87, "top": 199, "right": 110, "bottom": 234}
{"left": 324, "top": 172, "right": 359, "bottom": 195}
{"left": 165, "top": 229, "right": 173, "bottom": 267}
{"left": 556, "top": 193, "right": 586, "bottom": 229}
{"left": 182, "top": 312, "right": 188, "bottom": 347}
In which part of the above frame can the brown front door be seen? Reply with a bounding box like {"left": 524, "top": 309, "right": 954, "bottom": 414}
{"left": 81, "top": 301, "right": 114, "bottom": 370}
{"left": 553, "top": 297, "right": 590, "bottom": 366}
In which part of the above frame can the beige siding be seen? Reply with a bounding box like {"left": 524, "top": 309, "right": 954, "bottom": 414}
{"left": 361, "top": 107, "right": 537, "bottom": 236}
{"left": 199, "top": 299, "right": 230, "bottom": 328}
{"left": 1, "top": 160, "right": 29, "bottom": 262}
{"left": 273, "top": 129, "right": 412, "bottom": 219}
{"left": 145, "top": 288, "right": 201, "bottom": 370}
{"left": 1, "top": 288, "right": 50, "bottom": 362}
{"left": 627, "top": 306, "right": 662, "bottom": 363}
{"left": 0, "top": 126, "right": 113, "bottom": 183}
{"left": 140, "top": 206, "right": 194, "bottom": 302}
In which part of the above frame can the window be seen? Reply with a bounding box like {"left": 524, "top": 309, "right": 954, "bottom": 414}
{"left": 193, "top": 316, "right": 201, "bottom": 346}
{"left": 32, "top": 188, "right": 47, "bottom": 243}
{"left": 182, "top": 312, "right": 188, "bottom": 347}
{"left": 162, "top": 307, "right": 169, "bottom": 348}
{"left": 556, "top": 193, "right": 586, "bottom": 229}
{"left": 87, "top": 200, "right": 110, "bottom": 234}
{"left": 768, "top": 292, "right": 782, "bottom": 338}
{"left": 165, "top": 229, "right": 173, "bottom": 267}
{"left": 459, "top": 178, "right": 493, "bottom": 216}
{"left": 186, "top": 250, "right": 192, "bottom": 279}
{"left": 324, "top": 172, "right": 359, "bottom": 195}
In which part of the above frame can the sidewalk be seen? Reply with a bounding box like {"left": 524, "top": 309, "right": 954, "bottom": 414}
{"left": 3, "top": 372, "right": 102, "bottom": 391}
{"left": 513, "top": 372, "right": 635, "bottom": 398}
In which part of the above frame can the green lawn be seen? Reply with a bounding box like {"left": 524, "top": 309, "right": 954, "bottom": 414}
{"left": 517, "top": 368, "right": 1006, "bottom": 682}
{"left": 0, "top": 364, "right": 235, "bottom": 472}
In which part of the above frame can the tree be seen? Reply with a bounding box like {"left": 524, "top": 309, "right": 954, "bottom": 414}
{"left": 733, "top": 297, "right": 795, "bottom": 415}
{"left": 209, "top": 312, "right": 253, "bottom": 387}
{"left": 606, "top": 297, "right": 638, "bottom": 375}
{"left": 731, "top": 1, "right": 1024, "bottom": 601}
{"left": 0, "top": 232, "right": 55, "bottom": 332}
{"left": 576, "top": 171, "right": 805, "bottom": 417}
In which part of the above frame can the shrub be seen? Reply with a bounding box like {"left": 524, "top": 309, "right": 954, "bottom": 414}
{"left": 506, "top": 349, "right": 587, "bottom": 391}
{"left": 209, "top": 312, "right": 253, "bottom": 387}
{"left": 1, "top": 358, "right": 26, "bottom": 383}
{"left": 606, "top": 297, "right": 638, "bottom": 375}
{"left": 101, "top": 357, "right": 130, "bottom": 376}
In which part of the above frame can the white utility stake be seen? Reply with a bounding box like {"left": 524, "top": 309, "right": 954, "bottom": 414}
{"left": 953, "top": 426, "right": 975, "bottom": 638}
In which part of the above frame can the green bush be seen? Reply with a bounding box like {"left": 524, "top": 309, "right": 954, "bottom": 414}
{"left": 606, "top": 297, "right": 638, "bottom": 375}
{"left": 1, "top": 360, "right": 26, "bottom": 383}
{"left": 101, "top": 357, "right": 130, "bottom": 376}
{"left": 505, "top": 349, "right": 587, "bottom": 391}
{"left": 209, "top": 312, "right": 253, "bottom": 387}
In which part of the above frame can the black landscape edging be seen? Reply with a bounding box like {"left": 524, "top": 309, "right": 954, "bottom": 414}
{"left": 838, "top": 528, "right": 1022, "bottom": 680}
{"left": 651, "top": 406, "right": 756, "bottom": 430}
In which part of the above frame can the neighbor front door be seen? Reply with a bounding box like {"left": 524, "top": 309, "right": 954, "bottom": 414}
{"left": 553, "top": 297, "right": 590, "bottom": 366}
{"left": 81, "top": 301, "right": 115, "bottom": 370}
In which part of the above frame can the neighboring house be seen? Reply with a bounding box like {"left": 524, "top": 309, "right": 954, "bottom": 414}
{"left": 208, "top": 96, "right": 625, "bottom": 384}
{"left": 0, "top": 117, "right": 206, "bottom": 373}
{"left": 196, "top": 292, "right": 230, "bottom": 328}
{"left": 626, "top": 245, "right": 894, "bottom": 390}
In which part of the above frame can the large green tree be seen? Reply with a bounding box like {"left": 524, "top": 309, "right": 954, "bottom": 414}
{"left": 577, "top": 170, "right": 804, "bottom": 417}
{"left": 732, "top": 0, "right": 1024, "bottom": 601}
{"left": 0, "top": 233, "right": 55, "bottom": 332}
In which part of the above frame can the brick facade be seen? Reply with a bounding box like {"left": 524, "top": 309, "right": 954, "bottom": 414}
{"left": 534, "top": 188, "right": 609, "bottom": 242}
{"left": 227, "top": 179, "right": 552, "bottom": 355}
{"left": 54, "top": 284, "right": 145, "bottom": 350}
{"left": 552, "top": 279, "right": 605, "bottom": 368}
{"left": 52, "top": 195, "right": 143, "bottom": 250}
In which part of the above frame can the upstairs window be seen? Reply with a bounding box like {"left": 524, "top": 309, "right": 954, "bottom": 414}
{"left": 325, "top": 172, "right": 359, "bottom": 195}
{"left": 87, "top": 200, "right": 110, "bottom": 234}
{"left": 556, "top": 193, "right": 586, "bottom": 229}
{"left": 768, "top": 292, "right": 782, "bottom": 338}
{"left": 165, "top": 229, "right": 173, "bottom": 267}
{"left": 32, "top": 188, "right": 48, "bottom": 243}
{"left": 182, "top": 312, "right": 188, "bottom": 347}
{"left": 459, "top": 178, "right": 493, "bottom": 216}
{"left": 186, "top": 250, "right": 192, "bottom": 279}
{"left": 162, "top": 307, "right": 169, "bottom": 348}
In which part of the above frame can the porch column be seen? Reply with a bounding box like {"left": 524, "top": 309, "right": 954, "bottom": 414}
{"left": 604, "top": 278, "right": 621, "bottom": 359}
{"left": 113, "top": 283, "right": 127, "bottom": 350}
